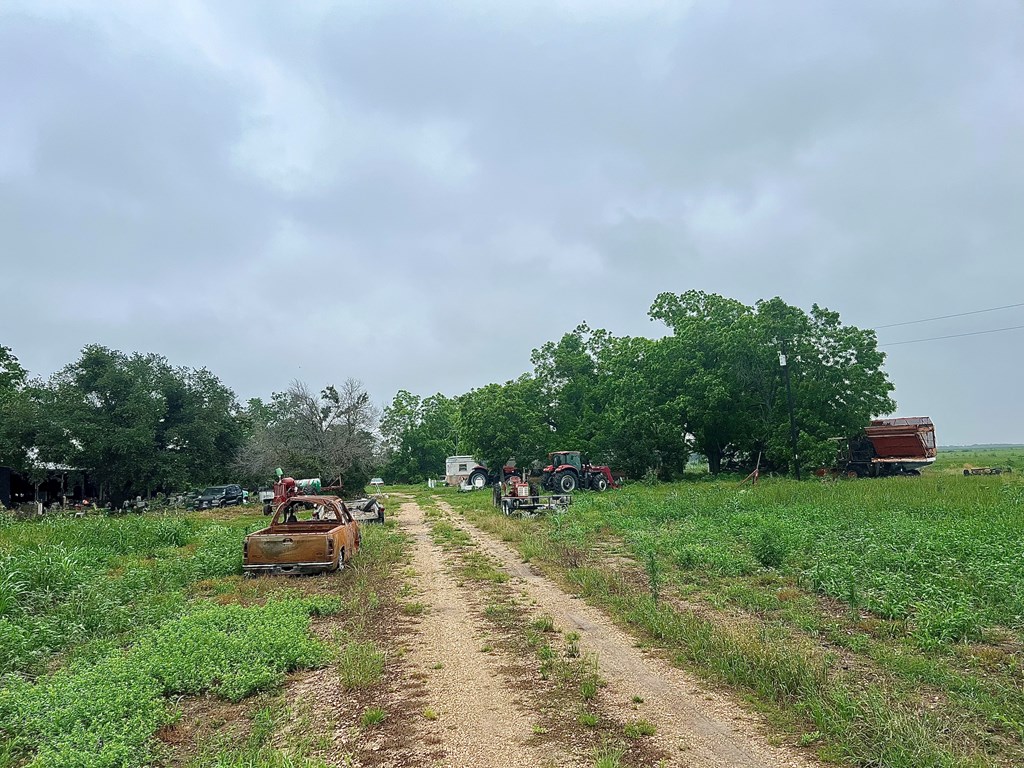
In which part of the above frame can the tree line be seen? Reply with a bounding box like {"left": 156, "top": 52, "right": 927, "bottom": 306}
{"left": 0, "top": 291, "right": 894, "bottom": 502}
{"left": 380, "top": 291, "right": 894, "bottom": 481}
{"left": 0, "top": 345, "right": 378, "bottom": 505}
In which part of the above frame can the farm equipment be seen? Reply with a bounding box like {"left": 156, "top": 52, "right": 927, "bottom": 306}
{"left": 835, "top": 417, "right": 937, "bottom": 477}
{"left": 494, "top": 475, "right": 572, "bottom": 516}
{"left": 541, "top": 451, "right": 618, "bottom": 493}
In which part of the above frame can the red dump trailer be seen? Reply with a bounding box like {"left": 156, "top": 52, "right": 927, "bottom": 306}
{"left": 840, "top": 417, "right": 936, "bottom": 477}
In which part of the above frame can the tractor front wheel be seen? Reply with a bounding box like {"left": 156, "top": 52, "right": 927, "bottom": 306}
{"left": 556, "top": 472, "right": 578, "bottom": 493}
{"left": 591, "top": 474, "right": 608, "bottom": 492}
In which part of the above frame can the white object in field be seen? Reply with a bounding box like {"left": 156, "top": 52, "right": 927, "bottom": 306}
{"left": 427, "top": 478, "right": 436, "bottom": 488}
{"left": 445, "top": 455, "right": 482, "bottom": 486}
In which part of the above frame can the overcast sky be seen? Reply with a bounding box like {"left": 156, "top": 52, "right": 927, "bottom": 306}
{"left": 2, "top": 0, "right": 1022, "bottom": 445}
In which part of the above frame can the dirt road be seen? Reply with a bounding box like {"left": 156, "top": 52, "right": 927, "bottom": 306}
{"left": 394, "top": 499, "right": 570, "bottom": 768}
{"left": 421, "top": 497, "right": 819, "bottom": 768}
{"left": 332, "top": 495, "right": 818, "bottom": 766}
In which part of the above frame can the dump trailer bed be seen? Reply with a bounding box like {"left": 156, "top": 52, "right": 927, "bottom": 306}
{"left": 842, "top": 417, "right": 937, "bottom": 477}
{"left": 243, "top": 495, "right": 359, "bottom": 576}
{"left": 864, "top": 417, "right": 937, "bottom": 460}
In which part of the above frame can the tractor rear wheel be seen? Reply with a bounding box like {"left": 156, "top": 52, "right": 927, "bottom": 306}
{"left": 468, "top": 470, "right": 488, "bottom": 489}
{"left": 591, "top": 474, "right": 608, "bottom": 492}
{"left": 556, "top": 472, "right": 577, "bottom": 493}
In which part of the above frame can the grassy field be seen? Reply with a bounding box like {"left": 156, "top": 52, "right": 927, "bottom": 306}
{"left": 4, "top": 453, "right": 1023, "bottom": 768}
{"left": 0, "top": 505, "right": 409, "bottom": 768}
{"left": 427, "top": 451, "right": 1024, "bottom": 768}
{"left": 933, "top": 446, "right": 1024, "bottom": 474}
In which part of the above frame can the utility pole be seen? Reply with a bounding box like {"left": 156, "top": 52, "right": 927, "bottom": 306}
{"left": 779, "top": 340, "right": 801, "bottom": 480}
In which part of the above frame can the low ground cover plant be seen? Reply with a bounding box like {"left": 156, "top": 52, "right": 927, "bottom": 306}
{"left": 0, "top": 598, "right": 333, "bottom": 768}
{"left": 0, "top": 513, "right": 248, "bottom": 674}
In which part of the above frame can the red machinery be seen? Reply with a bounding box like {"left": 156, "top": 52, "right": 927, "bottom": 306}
{"left": 494, "top": 475, "right": 572, "bottom": 516}
{"left": 541, "top": 451, "right": 619, "bottom": 493}
{"left": 838, "top": 417, "right": 936, "bottom": 477}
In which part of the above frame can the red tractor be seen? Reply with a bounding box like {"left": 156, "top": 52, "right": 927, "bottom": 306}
{"left": 541, "top": 451, "right": 618, "bottom": 493}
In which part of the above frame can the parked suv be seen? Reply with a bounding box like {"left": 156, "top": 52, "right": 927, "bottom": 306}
{"left": 192, "top": 484, "right": 245, "bottom": 509}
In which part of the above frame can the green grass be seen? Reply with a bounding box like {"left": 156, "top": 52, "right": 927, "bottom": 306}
{"left": 531, "top": 613, "right": 556, "bottom": 632}
{"left": 0, "top": 599, "right": 331, "bottom": 768}
{"left": 623, "top": 719, "right": 656, "bottom": 738}
{"left": 360, "top": 707, "right": 387, "bottom": 727}
{"left": 0, "top": 509, "right": 410, "bottom": 768}
{"left": 933, "top": 446, "right": 1024, "bottom": 474}
{"left": 0, "top": 514, "right": 247, "bottom": 674}
{"left": 336, "top": 641, "right": 386, "bottom": 689}
{"left": 427, "top": 469, "right": 1024, "bottom": 768}
{"left": 186, "top": 703, "right": 330, "bottom": 768}
{"left": 592, "top": 744, "right": 624, "bottom": 768}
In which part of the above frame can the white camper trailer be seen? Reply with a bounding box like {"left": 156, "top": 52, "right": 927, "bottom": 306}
{"left": 445, "top": 455, "right": 486, "bottom": 487}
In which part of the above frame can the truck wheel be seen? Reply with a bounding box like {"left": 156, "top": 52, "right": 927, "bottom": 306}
{"left": 591, "top": 475, "right": 608, "bottom": 492}
{"left": 556, "top": 472, "right": 577, "bottom": 493}
{"left": 468, "top": 470, "right": 488, "bottom": 489}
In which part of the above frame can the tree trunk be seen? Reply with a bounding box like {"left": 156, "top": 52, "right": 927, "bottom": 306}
{"left": 707, "top": 446, "right": 723, "bottom": 475}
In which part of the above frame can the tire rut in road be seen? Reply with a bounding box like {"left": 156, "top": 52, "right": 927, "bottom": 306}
{"left": 432, "top": 496, "right": 822, "bottom": 768}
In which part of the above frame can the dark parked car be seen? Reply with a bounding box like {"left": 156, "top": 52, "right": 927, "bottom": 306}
{"left": 192, "top": 484, "right": 245, "bottom": 509}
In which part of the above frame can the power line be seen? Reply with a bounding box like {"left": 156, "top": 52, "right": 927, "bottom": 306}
{"left": 879, "top": 324, "right": 1024, "bottom": 347}
{"left": 875, "top": 301, "right": 1024, "bottom": 329}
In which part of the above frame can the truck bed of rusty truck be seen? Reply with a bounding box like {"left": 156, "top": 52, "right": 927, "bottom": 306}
{"left": 243, "top": 495, "right": 360, "bottom": 576}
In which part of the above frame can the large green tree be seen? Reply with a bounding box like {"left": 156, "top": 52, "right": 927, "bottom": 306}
{"left": 649, "top": 291, "right": 894, "bottom": 473}
{"left": 0, "top": 345, "right": 32, "bottom": 472}
{"left": 379, "top": 391, "right": 461, "bottom": 483}
{"left": 459, "top": 377, "right": 549, "bottom": 473}
{"left": 41, "top": 345, "right": 242, "bottom": 502}
{"left": 529, "top": 325, "right": 690, "bottom": 477}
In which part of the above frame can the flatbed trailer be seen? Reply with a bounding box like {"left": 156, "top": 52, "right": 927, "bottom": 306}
{"left": 494, "top": 477, "right": 572, "bottom": 515}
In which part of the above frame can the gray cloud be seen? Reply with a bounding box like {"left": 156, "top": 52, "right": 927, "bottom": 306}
{"left": 2, "top": 0, "right": 1022, "bottom": 444}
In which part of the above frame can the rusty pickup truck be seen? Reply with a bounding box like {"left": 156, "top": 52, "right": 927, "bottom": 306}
{"left": 243, "top": 495, "right": 360, "bottom": 576}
